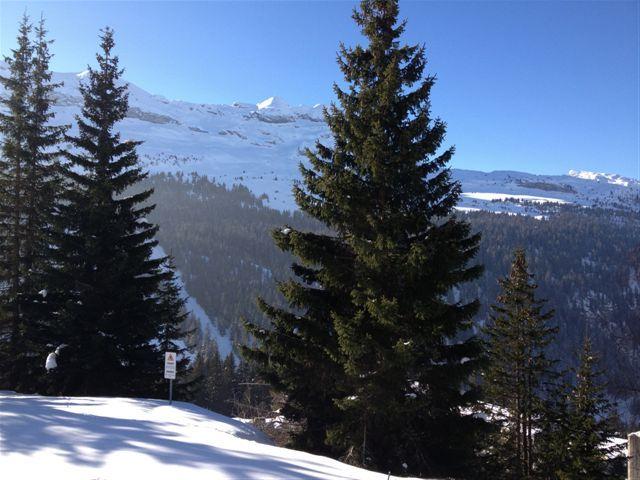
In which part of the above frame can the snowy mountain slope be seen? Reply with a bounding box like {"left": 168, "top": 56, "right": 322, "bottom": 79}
{"left": 0, "top": 392, "right": 428, "bottom": 480}
{"left": 1, "top": 61, "right": 637, "bottom": 214}
{"left": 152, "top": 245, "right": 235, "bottom": 360}
{"left": 0, "top": 61, "right": 328, "bottom": 210}
{"left": 454, "top": 169, "right": 639, "bottom": 216}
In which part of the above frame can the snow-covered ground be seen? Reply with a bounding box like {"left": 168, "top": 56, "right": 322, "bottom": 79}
{"left": 0, "top": 392, "right": 426, "bottom": 480}
{"left": 1, "top": 61, "right": 637, "bottom": 215}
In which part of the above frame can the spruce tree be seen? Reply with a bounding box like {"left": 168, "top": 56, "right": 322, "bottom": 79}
{"left": 196, "top": 345, "right": 227, "bottom": 413}
{"left": 555, "top": 338, "right": 624, "bottom": 479}
{"left": 483, "top": 248, "right": 557, "bottom": 479}
{"left": 0, "top": 15, "right": 33, "bottom": 391}
{"left": 49, "top": 28, "right": 187, "bottom": 396}
{"left": 245, "top": 1, "right": 483, "bottom": 475}
{"left": 21, "top": 17, "right": 69, "bottom": 392}
{"left": 0, "top": 15, "right": 65, "bottom": 392}
{"left": 153, "top": 256, "right": 193, "bottom": 398}
{"left": 244, "top": 248, "right": 349, "bottom": 454}
{"left": 534, "top": 387, "right": 572, "bottom": 480}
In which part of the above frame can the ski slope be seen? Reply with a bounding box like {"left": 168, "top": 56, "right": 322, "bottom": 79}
{"left": 0, "top": 392, "right": 427, "bottom": 480}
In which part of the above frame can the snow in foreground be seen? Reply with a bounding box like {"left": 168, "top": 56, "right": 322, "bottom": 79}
{"left": 0, "top": 392, "right": 426, "bottom": 480}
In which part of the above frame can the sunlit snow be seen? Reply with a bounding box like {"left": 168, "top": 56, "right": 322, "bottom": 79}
{"left": 0, "top": 393, "right": 428, "bottom": 480}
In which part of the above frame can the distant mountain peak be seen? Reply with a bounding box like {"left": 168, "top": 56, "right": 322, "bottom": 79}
{"left": 568, "top": 169, "right": 637, "bottom": 187}
{"left": 256, "top": 96, "right": 289, "bottom": 110}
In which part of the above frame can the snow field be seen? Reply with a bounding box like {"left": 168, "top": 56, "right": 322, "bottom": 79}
{"left": 0, "top": 392, "right": 428, "bottom": 480}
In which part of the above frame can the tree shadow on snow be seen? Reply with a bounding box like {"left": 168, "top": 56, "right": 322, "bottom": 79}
{"left": 0, "top": 395, "right": 357, "bottom": 480}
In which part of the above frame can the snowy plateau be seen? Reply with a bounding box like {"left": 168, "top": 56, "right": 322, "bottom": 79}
{"left": 0, "top": 392, "right": 426, "bottom": 480}
{"left": 1, "top": 61, "right": 637, "bottom": 216}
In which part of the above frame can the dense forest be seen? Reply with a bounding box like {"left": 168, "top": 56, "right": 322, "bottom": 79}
{"left": 135, "top": 172, "right": 323, "bottom": 344}
{"left": 141, "top": 172, "right": 640, "bottom": 420}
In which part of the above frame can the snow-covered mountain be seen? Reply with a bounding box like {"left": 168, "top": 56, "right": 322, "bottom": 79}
{"left": 454, "top": 169, "right": 639, "bottom": 216}
{"left": 2, "top": 61, "right": 637, "bottom": 215}
{"left": 0, "top": 392, "right": 427, "bottom": 480}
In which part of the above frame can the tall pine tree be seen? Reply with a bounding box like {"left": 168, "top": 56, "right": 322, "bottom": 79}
{"left": 554, "top": 338, "right": 624, "bottom": 479}
{"left": 0, "top": 15, "right": 34, "bottom": 391}
{"left": 482, "top": 248, "right": 557, "bottom": 479}
{"left": 49, "top": 28, "right": 187, "bottom": 396}
{"left": 0, "top": 15, "right": 65, "bottom": 392}
{"left": 245, "top": 1, "right": 484, "bottom": 476}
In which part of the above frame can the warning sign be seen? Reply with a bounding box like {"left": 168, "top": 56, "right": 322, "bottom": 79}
{"left": 164, "top": 351, "right": 177, "bottom": 380}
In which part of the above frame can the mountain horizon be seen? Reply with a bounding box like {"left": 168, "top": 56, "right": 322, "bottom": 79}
{"left": 1, "top": 60, "right": 637, "bottom": 216}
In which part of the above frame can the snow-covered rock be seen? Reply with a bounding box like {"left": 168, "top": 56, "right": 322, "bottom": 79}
{"left": 0, "top": 392, "right": 428, "bottom": 480}
{"left": 256, "top": 95, "right": 290, "bottom": 110}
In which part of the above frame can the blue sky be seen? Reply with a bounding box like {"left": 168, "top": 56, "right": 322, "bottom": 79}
{"left": 1, "top": 0, "right": 638, "bottom": 177}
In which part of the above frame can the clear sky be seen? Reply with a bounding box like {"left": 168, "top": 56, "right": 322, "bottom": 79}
{"left": 1, "top": 0, "right": 638, "bottom": 178}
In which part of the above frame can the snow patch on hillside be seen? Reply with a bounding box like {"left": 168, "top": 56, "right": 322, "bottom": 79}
{"left": 455, "top": 169, "right": 638, "bottom": 215}
{"left": 461, "top": 192, "right": 570, "bottom": 204}
{"left": 0, "top": 393, "right": 427, "bottom": 480}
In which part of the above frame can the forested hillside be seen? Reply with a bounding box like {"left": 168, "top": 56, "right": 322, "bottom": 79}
{"left": 140, "top": 172, "right": 640, "bottom": 420}
{"left": 137, "top": 172, "right": 323, "bottom": 345}
{"left": 465, "top": 209, "right": 639, "bottom": 412}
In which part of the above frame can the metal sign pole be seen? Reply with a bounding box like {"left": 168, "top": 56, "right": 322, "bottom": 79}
{"left": 169, "top": 378, "right": 173, "bottom": 405}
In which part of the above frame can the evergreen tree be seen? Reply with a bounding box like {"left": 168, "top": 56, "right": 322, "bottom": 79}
{"left": 196, "top": 345, "right": 230, "bottom": 414}
{"left": 0, "top": 15, "right": 34, "bottom": 391}
{"left": 482, "top": 248, "right": 557, "bottom": 479}
{"left": 245, "top": 1, "right": 483, "bottom": 475}
{"left": 244, "top": 242, "right": 349, "bottom": 454}
{"left": 0, "top": 15, "right": 65, "bottom": 392}
{"left": 49, "top": 28, "right": 187, "bottom": 397}
{"left": 154, "top": 256, "right": 193, "bottom": 399}
{"left": 21, "top": 17, "right": 68, "bottom": 392}
{"left": 533, "top": 381, "right": 572, "bottom": 480}
{"left": 555, "top": 338, "right": 624, "bottom": 479}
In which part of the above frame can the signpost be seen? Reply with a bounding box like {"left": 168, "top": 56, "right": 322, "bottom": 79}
{"left": 629, "top": 432, "right": 640, "bottom": 480}
{"left": 164, "top": 351, "right": 177, "bottom": 405}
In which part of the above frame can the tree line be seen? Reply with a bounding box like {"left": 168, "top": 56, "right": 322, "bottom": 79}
{"left": 144, "top": 173, "right": 639, "bottom": 404}
{"left": 0, "top": 16, "right": 189, "bottom": 397}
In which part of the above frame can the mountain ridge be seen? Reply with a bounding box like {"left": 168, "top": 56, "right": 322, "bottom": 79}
{"left": 1, "top": 60, "right": 637, "bottom": 215}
